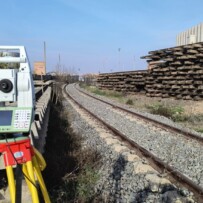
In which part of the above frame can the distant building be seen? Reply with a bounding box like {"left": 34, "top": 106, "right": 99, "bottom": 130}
{"left": 34, "top": 61, "right": 46, "bottom": 75}
{"left": 176, "top": 22, "right": 203, "bottom": 46}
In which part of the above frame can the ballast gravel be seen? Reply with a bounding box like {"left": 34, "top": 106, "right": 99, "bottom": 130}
{"left": 66, "top": 84, "right": 203, "bottom": 189}
{"left": 63, "top": 87, "right": 197, "bottom": 203}
{"left": 78, "top": 84, "right": 203, "bottom": 139}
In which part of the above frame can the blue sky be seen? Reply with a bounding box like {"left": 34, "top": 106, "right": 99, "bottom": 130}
{"left": 0, "top": 0, "right": 203, "bottom": 74}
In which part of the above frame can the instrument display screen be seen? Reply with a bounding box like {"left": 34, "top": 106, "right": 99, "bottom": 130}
{"left": 0, "top": 110, "right": 13, "bottom": 126}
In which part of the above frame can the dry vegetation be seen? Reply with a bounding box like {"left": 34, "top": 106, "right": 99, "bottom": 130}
{"left": 42, "top": 84, "right": 102, "bottom": 202}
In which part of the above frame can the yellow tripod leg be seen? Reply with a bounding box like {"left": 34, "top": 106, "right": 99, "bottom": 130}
{"left": 26, "top": 160, "right": 39, "bottom": 203}
{"left": 33, "top": 147, "right": 46, "bottom": 170}
{"left": 32, "top": 156, "right": 51, "bottom": 203}
{"left": 22, "top": 163, "right": 33, "bottom": 194}
{"left": 6, "top": 166, "right": 15, "bottom": 203}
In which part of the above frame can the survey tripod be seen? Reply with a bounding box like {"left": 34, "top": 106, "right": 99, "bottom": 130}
{"left": 0, "top": 46, "right": 51, "bottom": 202}
{"left": 0, "top": 135, "right": 51, "bottom": 203}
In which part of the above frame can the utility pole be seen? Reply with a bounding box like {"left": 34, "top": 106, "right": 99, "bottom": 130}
{"left": 58, "top": 54, "right": 61, "bottom": 74}
{"left": 133, "top": 55, "right": 136, "bottom": 69}
{"left": 44, "top": 41, "right": 46, "bottom": 74}
{"left": 118, "top": 48, "right": 121, "bottom": 70}
{"left": 58, "top": 54, "right": 61, "bottom": 68}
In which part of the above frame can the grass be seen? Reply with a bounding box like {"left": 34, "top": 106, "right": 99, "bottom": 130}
{"left": 77, "top": 165, "right": 100, "bottom": 200}
{"left": 145, "top": 103, "right": 203, "bottom": 133}
{"left": 92, "top": 88, "right": 123, "bottom": 98}
{"left": 196, "top": 129, "right": 203, "bottom": 133}
{"left": 82, "top": 84, "right": 124, "bottom": 99}
{"left": 146, "top": 103, "right": 187, "bottom": 122}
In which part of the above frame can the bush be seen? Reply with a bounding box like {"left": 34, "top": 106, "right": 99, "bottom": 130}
{"left": 126, "top": 99, "right": 134, "bottom": 105}
{"left": 146, "top": 103, "right": 186, "bottom": 122}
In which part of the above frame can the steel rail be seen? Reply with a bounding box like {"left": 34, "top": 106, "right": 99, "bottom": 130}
{"left": 75, "top": 85, "right": 203, "bottom": 144}
{"left": 65, "top": 85, "right": 203, "bottom": 203}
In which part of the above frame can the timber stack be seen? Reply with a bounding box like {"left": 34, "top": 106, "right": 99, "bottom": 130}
{"left": 97, "top": 70, "right": 147, "bottom": 93}
{"left": 141, "top": 42, "right": 203, "bottom": 100}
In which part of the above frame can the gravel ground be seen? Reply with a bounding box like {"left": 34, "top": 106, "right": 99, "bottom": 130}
{"left": 66, "top": 84, "right": 203, "bottom": 190}
{"left": 63, "top": 90, "right": 196, "bottom": 203}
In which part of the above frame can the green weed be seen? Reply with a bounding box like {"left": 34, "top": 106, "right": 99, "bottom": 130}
{"left": 77, "top": 165, "right": 100, "bottom": 201}
{"left": 89, "top": 87, "right": 123, "bottom": 98}
{"left": 92, "top": 88, "right": 107, "bottom": 96}
{"left": 196, "top": 128, "right": 203, "bottom": 133}
{"left": 126, "top": 99, "right": 134, "bottom": 105}
{"left": 146, "top": 103, "right": 187, "bottom": 122}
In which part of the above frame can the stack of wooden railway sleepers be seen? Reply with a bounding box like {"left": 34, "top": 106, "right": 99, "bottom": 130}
{"left": 141, "top": 42, "right": 203, "bottom": 100}
{"left": 97, "top": 70, "right": 148, "bottom": 93}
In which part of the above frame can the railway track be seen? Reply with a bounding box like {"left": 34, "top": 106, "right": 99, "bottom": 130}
{"left": 75, "top": 84, "right": 203, "bottom": 144}
{"left": 64, "top": 83, "right": 203, "bottom": 202}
